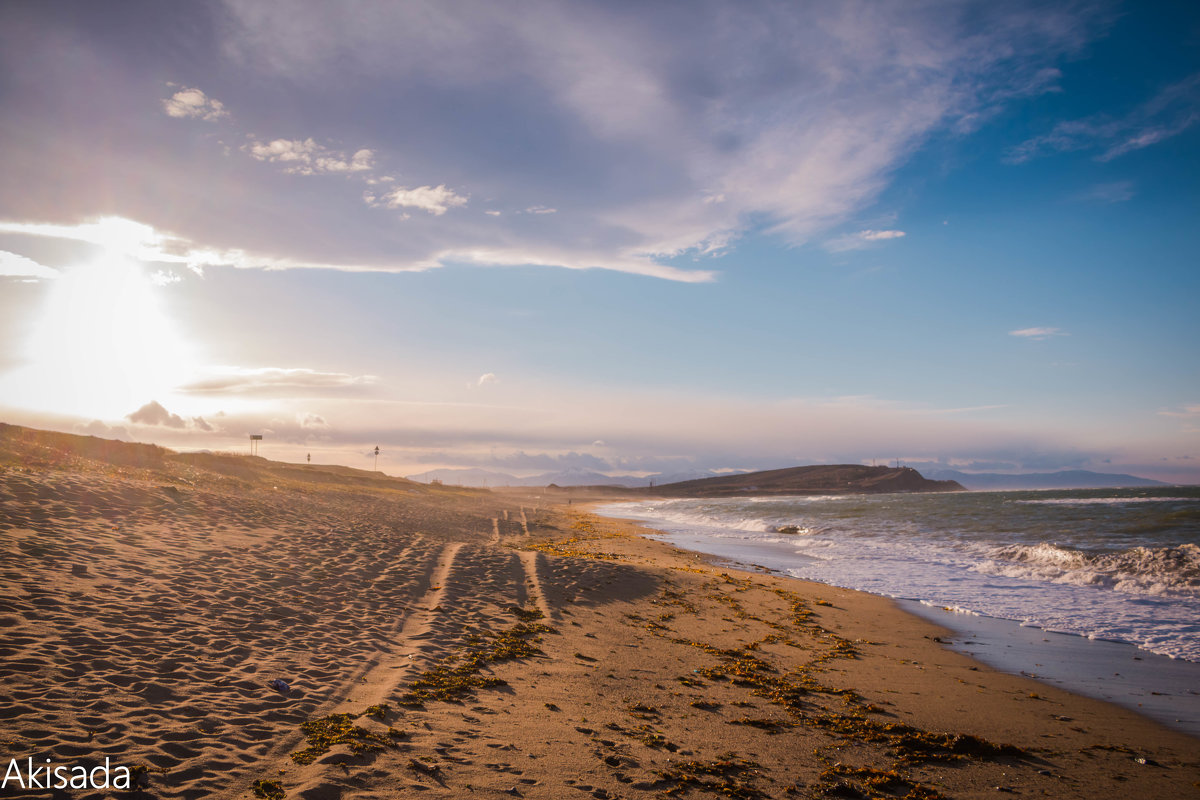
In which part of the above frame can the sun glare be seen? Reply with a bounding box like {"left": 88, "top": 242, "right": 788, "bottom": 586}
{"left": 1, "top": 246, "right": 198, "bottom": 421}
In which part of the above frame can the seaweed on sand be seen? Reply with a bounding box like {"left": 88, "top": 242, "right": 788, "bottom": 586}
{"left": 817, "top": 764, "right": 948, "bottom": 799}
{"left": 290, "top": 712, "right": 408, "bottom": 765}
{"left": 654, "top": 753, "right": 769, "bottom": 799}
{"left": 397, "top": 612, "right": 554, "bottom": 707}
{"left": 251, "top": 778, "right": 286, "bottom": 798}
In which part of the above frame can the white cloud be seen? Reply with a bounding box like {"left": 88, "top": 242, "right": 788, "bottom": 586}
{"left": 0, "top": 250, "right": 58, "bottom": 279}
{"left": 1009, "top": 327, "right": 1068, "bottom": 340}
{"left": 149, "top": 269, "right": 182, "bottom": 286}
{"left": 246, "top": 138, "right": 375, "bottom": 175}
{"left": 824, "top": 229, "right": 907, "bottom": 252}
{"left": 162, "top": 87, "right": 228, "bottom": 121}
{"left": 485, "top": 210, "right": 502, "bottom": 216}
{"left": 179, "top": 367, "right": 378, "bottom": 394}
{"left": 366, "top": 185, "right": 469, "bottom": 216}
{"left": 299, "top": 412, "right": 330, "bottom": 429}
{"left": 524, "top": 205, "right": 557, "bottom": 215}
{"left": 0, "top": 217, "right": 183, "bottom": 263}
{"left": 860, "top": 230, "right": 907, "bottom": 242}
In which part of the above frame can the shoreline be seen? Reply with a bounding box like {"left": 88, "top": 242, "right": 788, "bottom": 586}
{"left": 590, "top": 504, "right": 1200, "bottom": 740}
{"left": 587, "top": 494, "right": 1200, "bottom": 738}
{"left": 2, "top": 455, "right": 1198, "bottom": 798}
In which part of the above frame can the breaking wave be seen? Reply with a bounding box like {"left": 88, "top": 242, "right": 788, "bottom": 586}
{"left": 1014, "top": 496, "right": 1198, "bottom": 506}
{"left": 977, "top": 541, "right": 1200, "bottom": 599}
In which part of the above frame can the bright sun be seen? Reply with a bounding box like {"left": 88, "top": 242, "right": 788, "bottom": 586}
{"left": 2, "top": 240, "right": 199, "bottom": 421}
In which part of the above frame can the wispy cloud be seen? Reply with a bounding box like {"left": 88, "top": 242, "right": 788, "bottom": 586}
{"left": 1009, "top": 326, "right": 1068, "bottom": 340}
{"left": 179, "top": 367, "right": 378, "bottom": 395}
{"left": 1072, "top": 180, "right": 1135, "bottom": 204}
{"left": 415, "top": 449, "right": 611, "bottom": 473}
{"left": 1006, "top": 72, "right": 1200, "bottom": 163}
{"left": 1159, "top": 403, "right": 1200, "bottom": 419}
{"left": 0, "top": 216, "right": 435, "bottom": 275}
{"left": 0, "top": 250, "right": 58, "bottom": 279}
{"left": 824, "top": 229, "right": 907, "bottom": 252}
{"left": 202, "top": 1, "right": 1099, "bottom": 279}
{"left": 1160, "top": 403, "right": 1200, "bottom": 434}
{"left": 162, "top": 86, "right": 228, "bottom": 121}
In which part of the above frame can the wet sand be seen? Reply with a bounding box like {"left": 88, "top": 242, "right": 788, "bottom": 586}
{"left": 899, "top": 600, "right": 1200, "bottom": 738}
{"left": 0, "top": 437, "right": 1197, "bottom": 798}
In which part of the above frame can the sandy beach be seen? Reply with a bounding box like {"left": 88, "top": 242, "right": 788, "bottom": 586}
{"left": 1, "top": 431, "right": 1197, "bottom": 799}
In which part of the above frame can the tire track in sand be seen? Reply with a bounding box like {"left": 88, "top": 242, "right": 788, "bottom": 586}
{"left": 518, "top": 549, "right": 555, "bottom": 623}
{"left": 344, "top": 540, "right": 466, "bottom": 708}
{"left": 220, "top": 541, "right": 464, "bottom": 800}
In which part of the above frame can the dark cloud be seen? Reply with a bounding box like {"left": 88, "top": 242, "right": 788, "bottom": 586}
{"left": 127, "top": 400, "right": 187, "bottom": 428}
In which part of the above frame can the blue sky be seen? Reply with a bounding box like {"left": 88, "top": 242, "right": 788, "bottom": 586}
{"left": 1, "top": 0, "right": 1198, "bottom": 481}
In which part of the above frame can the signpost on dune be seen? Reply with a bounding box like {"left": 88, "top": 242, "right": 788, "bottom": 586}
{"left": 249, "top": 434, "right": 262, "bottom": 456}
{"left": 374, "top": 446, "right": 380, "bottom": 472}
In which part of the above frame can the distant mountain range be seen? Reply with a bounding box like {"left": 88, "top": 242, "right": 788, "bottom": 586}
{"left": 923, "top": 469, "right": 1167, "bottom": 490}
{"left": 409, "top": 464, "right": 963, "bottom": 497}
{"left": 405, "top": 467, "right": 728, "bottom": 488}
{"left": 408, "top": 465, "right": 1170, "bottom": 492}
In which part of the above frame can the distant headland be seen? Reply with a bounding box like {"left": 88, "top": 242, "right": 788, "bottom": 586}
{"left": 633, "top": 464, "right": 964, "bottom": 498}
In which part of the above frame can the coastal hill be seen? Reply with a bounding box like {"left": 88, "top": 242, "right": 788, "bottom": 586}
{"left": 643, "top": 464, "right": 964, "bottom": 497}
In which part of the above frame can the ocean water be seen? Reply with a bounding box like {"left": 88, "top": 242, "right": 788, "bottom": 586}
{"left": 599, "top": 487, "right": 1200, "bottom": 662}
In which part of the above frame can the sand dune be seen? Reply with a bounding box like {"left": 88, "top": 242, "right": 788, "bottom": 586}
{"left": 0, "top": 430, "right": 1196, "bottom": 798}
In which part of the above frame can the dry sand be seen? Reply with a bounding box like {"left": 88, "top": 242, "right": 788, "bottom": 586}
{"left": 0, "top": 441, "right": 1197, "bottom": 799}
